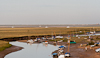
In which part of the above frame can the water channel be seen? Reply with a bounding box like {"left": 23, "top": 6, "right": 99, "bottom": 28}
{"left": 5, "top": 41, "right": 58, "bottom": 58}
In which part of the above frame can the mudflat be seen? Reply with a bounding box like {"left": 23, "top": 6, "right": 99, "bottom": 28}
{"left": 0, "top": 46, "right": 23, "bottom": 58}
{"left": 19, "top": 40, "right": 100, "bottom": 58}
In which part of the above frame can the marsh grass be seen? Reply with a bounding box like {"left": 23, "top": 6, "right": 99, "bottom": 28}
{"left": 0, "top": 27, "right": 100, "bottom": 39}
{"left": 0, "top": 40, "right": 12, "bottom": 51}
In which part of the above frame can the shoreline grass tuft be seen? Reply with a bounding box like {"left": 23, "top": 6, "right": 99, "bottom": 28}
{"left": 0, "top": 40, "right": 12, "bottom": 51}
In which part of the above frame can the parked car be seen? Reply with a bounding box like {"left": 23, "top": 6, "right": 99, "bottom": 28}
{"left": 95, "top": 48, "right": 100, "bottom": 52}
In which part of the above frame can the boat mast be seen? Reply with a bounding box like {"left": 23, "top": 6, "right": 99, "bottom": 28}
{"left": 68, "top": 33, "right": 70, "bottom": 52}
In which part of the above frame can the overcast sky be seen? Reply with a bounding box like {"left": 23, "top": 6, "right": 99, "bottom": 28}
{"left": 0, "top": 0, "right": 100, "bottom": 25}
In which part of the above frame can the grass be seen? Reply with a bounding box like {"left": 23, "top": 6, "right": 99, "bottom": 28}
{"left": 0, "top": 40, "right": 12, "bottom": 51}
{"left": 0, "top": 27, "right": 100, "bottom": 39}
{"left": 70, "top": 37, "right": 89, "bottom": 43}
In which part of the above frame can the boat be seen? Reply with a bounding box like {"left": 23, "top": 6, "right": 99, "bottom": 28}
{"left": 45, "top": 41, "right": 48, "bottom": 44}
{"left": 58, "top": 55, "right": 65, "bottom": 58}
{"left": 70, "top": 41, "right": 76, "bottom": 44}
{"left": 58, "top": 45, "right": 65, "bottom": 49}
{"left": 27, "top": 39, "right": 34, "bottom": 43}
{"left": 65, "top": 52, "right": 70, "bottom": 57}
{"left": 52, "top": 53, "right": 58, "bottom": 57}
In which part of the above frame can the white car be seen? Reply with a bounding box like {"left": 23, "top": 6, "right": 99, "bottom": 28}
{"left": 95, "top": 48, "right": 100, "bottom": 52}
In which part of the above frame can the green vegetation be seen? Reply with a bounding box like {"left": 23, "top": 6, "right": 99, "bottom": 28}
{"left": 0, "top": 40, "right": 12, "bottom": 51}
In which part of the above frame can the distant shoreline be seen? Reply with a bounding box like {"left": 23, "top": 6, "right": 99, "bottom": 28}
{"left": 0, "top": 24, "right": 100, "bottom": 28}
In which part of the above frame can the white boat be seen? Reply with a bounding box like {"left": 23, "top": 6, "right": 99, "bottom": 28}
{"left": 57, "top": 40, "right": 63, "bottom": 42}
{"left": 27, "top": 39, "right": 34, "bottom": 43}
{"left": 65, "top": 52, "right": 70, "bottom": 57}
{"left": 58, "top": 55, "right": 65, "bottom": 58}
{"left": 45, "top": 41, "right": 48, "bottom": 44}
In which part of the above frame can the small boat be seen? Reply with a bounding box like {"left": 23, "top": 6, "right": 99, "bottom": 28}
{"left": 45, "top": 41, "right": 48, "bottom": 44}
{"left": 58, "top": 55, "right": 65, "bottom": 58}
{"left": 65, "top": 52, "right": 70, "bottom": 57}
{"left": 34, "top": 39, "right": 37, "bottom": 42}
{"left": 52, "top": 53, "right": 58, "bottom": 57}
{"left": 58, "top": 45, "right": 65, "bottom": 49}
{"left": 27, "top": 39, "right": 34, "bottom": 43}
{"left": 57, "top": 40, "right": 63, "bottom": 42}
{"left": 70, "top": 41, "right": 76, "bottom": 44}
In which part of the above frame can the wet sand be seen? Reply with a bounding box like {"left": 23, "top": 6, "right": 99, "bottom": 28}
{"left": 0, "top": 46, "right": 23, "bottom": 58}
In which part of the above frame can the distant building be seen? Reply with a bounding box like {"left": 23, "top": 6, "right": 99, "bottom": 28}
{"left": 39, "top": 25, "right": 41, "bottom": 27}
{"left": 45, "top": 26, "right": 48, "bottom": 28}
{"left": 12, "top": 26, "right": 14, "bottom": 28}
{"left": 66, "top": 26, "right": 70, "bottom": 28}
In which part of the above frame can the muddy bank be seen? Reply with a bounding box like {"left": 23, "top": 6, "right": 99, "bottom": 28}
{"left": 0, "top": 45, "right": 23, "bottom": 58}
{"left": 52, "top": 42, "right": 100, "bottom": 58}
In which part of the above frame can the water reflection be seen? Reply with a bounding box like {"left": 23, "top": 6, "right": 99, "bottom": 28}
{"left": 5, "top": 41, "right": 58, "bottom": 58}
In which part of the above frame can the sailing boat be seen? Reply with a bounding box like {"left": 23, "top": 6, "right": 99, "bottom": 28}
{"left": 65, "top": 36, "right": 71, "bottom": 57}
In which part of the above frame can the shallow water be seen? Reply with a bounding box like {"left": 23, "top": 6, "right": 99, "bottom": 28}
{"left": 4, "top": 41, "right": 58, "bottom": 58}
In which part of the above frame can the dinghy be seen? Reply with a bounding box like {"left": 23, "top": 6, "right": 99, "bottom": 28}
{"left": 45, "top": 41, "right": 48, "bottom": 44}
{"left": 58, "top": 55, "right": 65, "bottom": 58}
{"left": 27, "top": 39, "right": 34, "bottom": 43}
{"left": 52, "top": 53, "right": 58, "bottom": 57}
{"left": 65, "top": 52, "right": 70, "bottom": 57}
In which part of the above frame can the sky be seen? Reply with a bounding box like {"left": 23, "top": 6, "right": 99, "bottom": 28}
{"left": 0, "top": 0, "right": 100, "bottom": 25}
